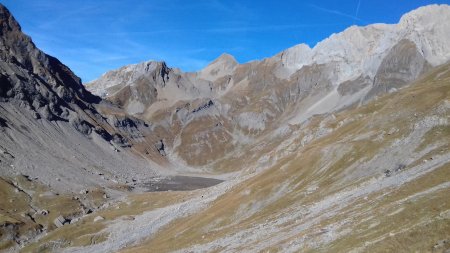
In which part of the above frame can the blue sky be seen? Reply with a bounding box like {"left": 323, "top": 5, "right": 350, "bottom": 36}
{"left": 2, "top": 0, "right": 449, "bottom": 82}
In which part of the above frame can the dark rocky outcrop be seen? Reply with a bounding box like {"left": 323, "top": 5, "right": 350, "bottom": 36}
{"left": 192, "top": 100, "right": 214, "bottom": 113}
{"left": 367, "top": 39, "right": 432, "bottom": 98}
{"left": 156, "top": 139, "right": 166, "bottom": 156}
{"left": 0, "top": 4, "right": 98, "bottom": 123}
{"left": 0, "top": 116, "right": 7, "bottom": 127}
{"left": 0, "top": 4, "right": 151, "bottom": 147}
{"left": 0, "top": 5, "right": 99, "bottom": 104}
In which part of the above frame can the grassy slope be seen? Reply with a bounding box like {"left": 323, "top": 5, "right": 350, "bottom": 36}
{"left": 0, "top": 175, "right": 114, "bottom": 252}
{"left": 21, "top": 191, "right": 190, "bottom": 252}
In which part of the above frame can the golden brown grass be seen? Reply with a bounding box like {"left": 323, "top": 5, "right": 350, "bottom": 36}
{"left": 22, "top": 191, "right": 189, "bottom": 252}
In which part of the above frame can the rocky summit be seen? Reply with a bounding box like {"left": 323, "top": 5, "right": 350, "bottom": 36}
{"left": 1, "top": 3, "right": 450, "bottom": 253}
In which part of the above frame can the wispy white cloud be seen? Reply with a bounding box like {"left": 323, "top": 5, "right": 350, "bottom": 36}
{"left": 355, "top": 0, "right": 362, "bottom": 19}
{"left": 201, "top": 23, "right": 346, "bottom": 33}
{"left": 309, "top": 3, "right": 363, "bottom": 22}
{"left": 63, "top": 22, "right": 345, "bottom": 38}
{"left": 186, "top": 0, "right": 256, "bottom": 18}
{"left": 29, "top": 2, "right": 103, "bottom": 30}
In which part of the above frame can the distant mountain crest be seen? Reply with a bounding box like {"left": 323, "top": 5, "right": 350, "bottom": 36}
{"left": 88, "top": 4, "right": 450, "bottom": 112}
{"left": 198, "top": 53, "right": 238, "bottom": 82}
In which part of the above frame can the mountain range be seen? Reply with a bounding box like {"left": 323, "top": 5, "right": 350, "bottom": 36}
{"left": 0, "top": 3, "right": 449, "bottom": 253}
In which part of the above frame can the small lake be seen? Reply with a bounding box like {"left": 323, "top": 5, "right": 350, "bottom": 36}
{"left": 141, "top": 175, "right": 224, "bottom": 192}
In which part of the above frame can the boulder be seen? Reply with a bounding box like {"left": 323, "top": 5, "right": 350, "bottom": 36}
{"left": 93, "top": 216, "right": 104, "bottom": 222}
{"left": 53, "top": 215, "right": 67, "bottom": 228}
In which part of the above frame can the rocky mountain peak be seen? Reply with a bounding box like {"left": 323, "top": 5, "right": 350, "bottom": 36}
{"left": 0, "top": 3, "right": 99, "bottom": 119}
{"left": 198, "top": 53, "right": 238, "bottom": 81}
{"left": 85, "top": 60, "right": 171, "bottom": 98}
{"left": 0, "top": 3, "right": 21, "bottom": 34}
{"left": 119, "top": 60, "right": 167, "bottom": 75}
{"left": 0, "top": 3, "right": 37, "bottom": 66}
{"left": 397, "top": 4, "right": 450, "bottom": 66}
{"left": 211, "top": 53, "right": 238, "bottom": 65}
{"left": 399, "top": 4, "right": 450, "bottom": 27}
{"left": 277, "top": 44, "right": 312, "bottom": 70}
{"left": 273, "top": 4, "right": 450, "bottom": 83}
